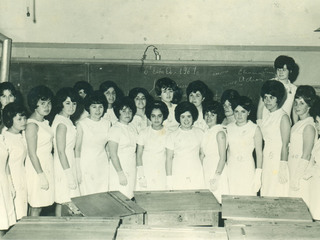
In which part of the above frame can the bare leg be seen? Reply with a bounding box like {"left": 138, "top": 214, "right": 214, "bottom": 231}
{"left": 0, "top": 230, "right": 6, "bottom": 239}
{"left": 55, "top": 204, "right": 62, "bottom": 217}
{"left": 29, "top": 207, "right": 42, "bottom": 216}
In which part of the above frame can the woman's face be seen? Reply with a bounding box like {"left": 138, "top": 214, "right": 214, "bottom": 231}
{"left": 134, "top": 93, "right": 146, "bottom": 110}
{"left": 119, "top": 106, "right": 133, "bottom": 124}
{"left": 160, "top": 87, "right": 173, "bottom": 104}
{"left": 180, "top": 111, "right": 193, "bottom": 130}
{"left": 104, "top": 87, "right": 116, "bottom": 106}
{"left": 315, "top": 116, "right": 320, "bottom": 136}
{"left": 293, "top": 97, "right": 310, "bottom": 117}
{"left": 150, "top": 108, "right": 163, "bottom": 130}
{"left": 204, "top": 111, "right": 217, "bottom": 128}
{"left": 35, "top": 99, "right": 52, "bottom": 117}
{"left": 89, "top": 103, "right": 104, "bottom": 121}
{"left": 1, "top": 89, "right": 15, "bottom": 109}
{"left": 276, "top": 64, "right": 290, "bottom": 81}
{"left": 78, "top": 89, "right": 86, "bottom": 99}
{"left": 263, "top": 94, "right": 278, "bottom": 112}
{"left": 189, "top": 91, "right": 204, "bottom": 108}
{"left": 234, "top": 105, "right": 249, "bottom": 126}
{"left": 11, "top": 113, "right": 27, "bottom": 133}
{"left": 223, "top": 100, "right": 233, "bottom": 117}
{"left": 61, "top": 97, "right": 77, "bottom": 117}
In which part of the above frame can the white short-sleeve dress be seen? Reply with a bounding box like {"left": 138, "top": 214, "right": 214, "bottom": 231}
{"left": 78, "top": 117, "right": 111, "bottom": 196}
{"left": 136, "top": 126, "right": 168, "bottom": 191}
{"left": 193, "top": 109, "right": 209, "bottom": 132}
{"left": 201, "top": 125, "right": 229, "bottom": 203}
{"left": 163, "top": 103, "right": 179, "bottom": 133}
{"left": 3, "top": 130, "right": 28, "bottom": 220}
{"left": 129, "top": 114, "right": 150, "bottom": 134}
{"left": 103, "top": 108, "right": 118, "bottom": 126}
{"left": 52, "top": 114, "right": 80, "bottom": 203}
{"left": 108, "top": 122, "right": 137, "bottom": 199}
{"left": 166, "top": 127, "right": 205, "bottom": 190}
{"left": 25, "top": 119, "right": 54, "bottom": 208}
{"left": 226, "top": 121, "right": 257, "bottom": 196}
{"left": 309, "top": 138, "right": 320, "bottom": 220}
{"left": 0, "top": 135, "right": 16, "bottom": 230}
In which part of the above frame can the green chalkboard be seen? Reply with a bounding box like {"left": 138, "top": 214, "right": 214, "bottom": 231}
{"left": 9, "top": 61, "right": 275, "bottom": 105}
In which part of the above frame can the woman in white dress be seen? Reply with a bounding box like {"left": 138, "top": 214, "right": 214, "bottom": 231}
{"left": 25, "top": 85, "right": 54, "bottom": 216}
{"left": 186, "top": 80, "right": 213, "bottom": 131}
{"left": 75, "top": 91, "right": 111, "bottom": 196}
{"left": 99, "top": 81, "right": 124, "bottom": 125}
{"left": 200, "top": 101, "right": 229, "bottom": 203}
{"left": 259, "top": 80, "right": 291, "bottom": 197}
{"left": 308, "top": 96, "right": 320, "bottom": 220}
{"left": 220, "top": 89, "right": 240, "bottom": 126}
{"left": 129, "top": 87, "right": 153, "bottom": 134}
{"left": 166, "top": 101, "right": 205, "bottom": 190}
{"left": 155, "top": 78, "right": 181, "bottom": 133}
{"left": 108, "top": 97, "right": 137, "bottom": 199}
{"left": 227, "top": 96, "right": 263, "bottom": 196}
{"left": 52, "top": 88, "right": 80, "bottom": 216}
{"left": 0, "top": 134, "right": 16, "bottom": 237}
{"left": 2, "top": 103, "right": 28, "bottom": 220}
{"left": 288, "top": 85, "right": 317, "bottom": 207}
{"left": 257, "top": 55, "right": 298, "bottom": 123}
{"left": 136, "top": 100, "right": 169, "bottom": 191}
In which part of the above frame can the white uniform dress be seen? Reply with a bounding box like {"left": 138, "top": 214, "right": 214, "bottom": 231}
{"left": 103, "top": 108, "right": 118, "bottom": 126}
{"left": 166, "top": 127, "right": 205, "bottom": 190}
{"left": 3, "top": 130, "right": 27, "bottom": 220}
{"left": 0, "top": 135, "right": 16, "bottom": 230}
{"left": 227, "top": 121, "right": 257, "bottom": 196}
{"left": 163, "top": 103, "right": 179, "bottom": 133}
{"left": 78, "top": 117, "right": 110, "bottom": 196}
{"left": 193, "top": 109, "right": 209, "bottom": 132}
{"left": 288, "top": 117, "right": 316, "bottom": 207}
{"left": 201, "top": 125, "right": 229, "bottom": 203}
{"left": 25, "top": 119, "right": 54, "bottom": 207}
{"left": 136, "top": 126, "right": 168, "bottom": 191}
{"left": 129, "top": 114, "right": 150, "bottom": 134}
{"left": 260, "top": 108, "right": 289, "bottom": 197}
{"left": 309, "top": 138, "right": 320, "bottom": 220}
{"left": 52, "top": 115, "right": 80, "bottom": 203}
{"left": 108, "top": 122, "right": 137, "bottom": 199}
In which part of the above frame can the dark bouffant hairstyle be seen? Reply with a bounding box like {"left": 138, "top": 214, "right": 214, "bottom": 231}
{"left": 145, "top": 100, "right": 169, "bottom": 121}
{"left": 155, "top": 77, "right": 182, "bottom": 104}
{"left": 220, "top": 89, "right": 240, "bottom": 105}
{"left": 186, "top": 80, "right": 213, "bottom": 104}
{"left": 2, "top": 102, "right": 27, "bottom": 128}
{"left": 294, "top": 85, "right": 316, "bottom": 107}
{"left": 274, "top": 55, "right": 299, "bottom": 83}
{"left": 53, "top": 87, "right": 79, "bottom": 114}
{"left": 128, "top": 87, "right": 154, "bottom": 109}
{"left": 84, "top": 90, "right": 108, "bottom": 113}
{"left": 113, "top": 96, "right": 137, "bottom": 121}
{"left": 203, "top": 100, "right": 225, "bottom": 125}
{"left": 231, "top": 96, "right": 254, "bottom": 112}
{"left": 260, "top": 80, "right": 286, "bottom": 105}
{"left": 27, "top": 85, "right": 54, "bottom": 111}
{"left": 73, "top": 81, "right": 93, "bottom": 96}
{"left": 175, "top": 101, "right": 199, "bottom": 124}
{"left": 0, "top": 82, "right": 20, "bottom": 109}
{"left": 310, "top": 95, "right": 320, "bottom": 121}
{"left": 99, "top": 81, "right": 124, "bottom": 105}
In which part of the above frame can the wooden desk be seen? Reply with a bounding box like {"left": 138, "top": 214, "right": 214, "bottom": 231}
{"left": 222, "top": 195, "right": 312, "bottom": 222}
{"left": 134, "top": 190, "right": 221, "bottom": 226}
{"left": 4, "top": 217, "right": 119, "bottom": 240}
{"left": 117, "top": 225, "right": 228, "bottom": 240}
{"left": 64, "top": 191, "right": 146, "bottom": 224}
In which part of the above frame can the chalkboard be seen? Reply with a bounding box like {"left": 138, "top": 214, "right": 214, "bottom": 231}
{"left": 9, "top": 62, "right": 275, "bottom": 106}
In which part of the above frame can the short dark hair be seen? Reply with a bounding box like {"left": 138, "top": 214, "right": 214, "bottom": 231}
{"left": 274, "top": 55, "right": 299, "bottom": 83}
{"left": 294, "top": 85, "right": 316, "bottom": 107}
{"left": 73, "top": 81, "right": 93, "bottom": 95}
{"left": 260, "top": 80, "right": 286, "bottom": 105}
{"left": 54, "top": 87, "right": 79, "bottom": 114}
{"left": 129, "top": 87, "right": 153, "bottom": 108}
{"left": 155, "top": 77, "right": 182, "bottom": 104}
{"left": 27, "top": 85, "right": 54, "bottom": 111}
{"left": 310, "top": 95, "right": 320, "bottom": 121}
{"left": 3, "top": 102, "right": 27, "bottom": 128}
{"left": 175, "top": 101, "right": 198, "bottom": 124}
{"left": 220, "top": 89, "right": 240, "bottom": 105}
{"left": 84, "top": 90, "right": 108, "bottom": 113}
{"left": 113, "top": 96, "right": 137, "bottom": 120}
{"left": 145, "top": 100, "right": 169, "bottom": 121}
{"left": 0, "top": 82, "right": 18, "bottom": 109}
{"left": 186, "top": 80, "right": 213, "bottom": 103}
{"left": 231, "top": 96, "right": 253, "bottom": 112}
{"left": 203, "top": 100, "right": 225, "bottom": 124}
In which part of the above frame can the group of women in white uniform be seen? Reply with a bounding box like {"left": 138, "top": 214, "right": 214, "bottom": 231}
{"left": 1, "top": 55, "right": 320, "bottom": 237}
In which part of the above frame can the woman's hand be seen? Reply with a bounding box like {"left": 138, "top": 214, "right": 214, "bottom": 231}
{"left": 64, "top": 168, "right": 77, "bottom": 190}
{"left": 38, "top": 172, "right": 49, "bottom": 190}
{"left": 117, "top": 171, "right": 128, "bottom": 186}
